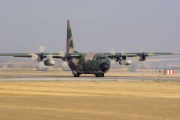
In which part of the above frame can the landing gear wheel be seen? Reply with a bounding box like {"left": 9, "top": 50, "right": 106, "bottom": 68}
{"left": 74, "top": 73, "right": 80, "bottom": 77}
{"left": 95, "top": 74, "right": 104, "bottom": 77}
{"left": 101, "top": 74, "right": 104, "bottom": 77}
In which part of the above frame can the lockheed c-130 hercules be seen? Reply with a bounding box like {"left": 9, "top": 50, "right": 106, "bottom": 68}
{"left": 0, "top": 20, "right": 179, "bottom": 77}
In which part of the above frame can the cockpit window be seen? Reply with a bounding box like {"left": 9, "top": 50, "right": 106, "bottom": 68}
{"left": 96, "top": 56, "right": 100, "bottom": 60}
{"left": 100, "top": 57, "right": 106, "bottom": 59}
{"left": 96, "top": 56, "right": 106, "bottom": 60}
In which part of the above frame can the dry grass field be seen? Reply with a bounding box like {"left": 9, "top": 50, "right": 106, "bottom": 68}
{"left": 0, "top": 68, "right": 180, "bottom": 120}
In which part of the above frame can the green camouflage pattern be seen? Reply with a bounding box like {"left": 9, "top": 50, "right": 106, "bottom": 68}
{"left": 66, "top": 20, "right": 74, "bottom": 54}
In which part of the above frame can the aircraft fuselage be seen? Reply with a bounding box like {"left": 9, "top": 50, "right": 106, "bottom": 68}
{"left": 68, "top": 53, "right": 110, "bottom": 77}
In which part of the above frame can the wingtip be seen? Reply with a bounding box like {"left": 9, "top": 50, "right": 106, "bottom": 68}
{"left": 172, "top": 52, "right": 180, "bottom": 55}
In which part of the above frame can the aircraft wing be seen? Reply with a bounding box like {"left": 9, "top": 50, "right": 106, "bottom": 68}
{"left": 105, "top": 52, "right": 180, "bottom": 62}
{"left": 0, "top": 53, "right": 81, "bottom": 59}
{"left": 0, "top": 53, "right": 32, "bottom": 57}
{"left": 106, "top": 52, "right": 180, "bottom": 57}
{"left": 117, "top": 52, "right": 179, "bottom": 57}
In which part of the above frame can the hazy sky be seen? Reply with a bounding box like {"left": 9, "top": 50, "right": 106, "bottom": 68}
{"left": 0, "top": 0, "right": 180, "bottom": 53}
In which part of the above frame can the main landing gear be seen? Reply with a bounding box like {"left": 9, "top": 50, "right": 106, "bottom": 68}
{"left": 72, "top": 71, "right": 104, "bottom": 77}
{"left": 95, "top": 73, "right": 104, "bottom": 77}
{"left": 73, "top": 73, "right": 80, "bottom": 77}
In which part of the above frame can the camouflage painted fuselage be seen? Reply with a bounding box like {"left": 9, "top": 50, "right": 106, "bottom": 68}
{"left": 66, "top": 20, "right": 110, "bottom": 76}
{"left": 68, "top": 53, "right": 110, "bottom": 74}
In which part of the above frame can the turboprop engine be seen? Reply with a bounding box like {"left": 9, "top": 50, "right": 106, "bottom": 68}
{"left": 119, "top": 59, "right": 131, "bottom": 65}
{"left": 44, "top": 59, "right": 55, "bottom": 66}
{"left": 136, "top": 55, "right": 146, "bottom": 61}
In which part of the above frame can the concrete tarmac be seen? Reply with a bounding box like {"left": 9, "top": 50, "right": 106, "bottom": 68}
{"left": 1, "top": 76, "right": 180, "bottom": 81}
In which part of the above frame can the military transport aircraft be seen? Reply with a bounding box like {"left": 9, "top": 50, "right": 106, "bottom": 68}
{"left": 0, "top": 20, "right": 178, "bottom": 77}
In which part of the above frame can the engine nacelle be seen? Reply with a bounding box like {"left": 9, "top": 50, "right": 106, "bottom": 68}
{"left": 136, "top": 55, "right": 146, "bottom": 61}
{"left": 119, "top": 59, "right": 131, "bottom": 65}
{"left": 44, "top": 60, "right": 55, "bottom": 66}
{"left": 36, "top": 53, "right": 44, "bottom": 62}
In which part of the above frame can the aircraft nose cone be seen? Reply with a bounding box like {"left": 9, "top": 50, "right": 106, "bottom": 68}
{"left": 100, "top": 62, "right": 109, "bottom": 72}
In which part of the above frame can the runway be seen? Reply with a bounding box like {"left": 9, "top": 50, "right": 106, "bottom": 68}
{"left": 1, "top": 76, "right": 180, "bottom": 81}
{"left": 0, "top": 69, "right": 180, "bottom": 120}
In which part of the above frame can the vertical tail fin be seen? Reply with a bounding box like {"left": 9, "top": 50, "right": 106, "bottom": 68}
{"left": 66, "top": 20, "right": 75, "bottom": 53}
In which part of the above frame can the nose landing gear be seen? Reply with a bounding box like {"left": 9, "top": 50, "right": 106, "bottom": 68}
{"left": 74, "top": 74, "right": 80, "bottom": 77}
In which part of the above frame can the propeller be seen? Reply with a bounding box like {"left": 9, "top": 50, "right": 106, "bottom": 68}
{"left": 138, "top": 45, "right": 144, "bottom": 53}
{"left": 110, "top": 48, "right": 117, "bottom": 66}
{"left": 131, "top": 57, "right": 139, "bottom": 64}
{"left": 110, "top": 48, "right": 116, "bottom": 55}
{"left": 59, "top": 50, "right": 65, "bottom": 57}
{"left": 61, "top": 61, "right": 69, "bottom": 68}
{"left": 138, "top": 45, "right": 155, "bottom": 56}
{"left": 46, "top": 54, "right": 53, "bottom": 60}
{"left": 30, "top": 46, "right": 46, "bottom": 61}
{"left": 135, "top": 45, "right": 154, "bottom": 61}
{"left": 120, "top": 48, "right": 127, "bottom": 55}
{"left": 29, "top": 46, "right": 46, "bottom": 69}
{"left": 31, "top": 53, "right": 38, "bottom": 60}
{"left": 39, "top": 46, "right": 46, "bottom": 53}
{"left": 109, "top": 48, "right": 121, "bottom": 67}
{"left": 59, "top": 50, "right": 70, "bottom": 68}
{"left": 38, "top": 61, "right": 45, "bottom": 68}
{"left": 120, "top": 48, "right": 138, "bottom": 64}
{"left": 131, "top": 46, "right": 145, "bottom": 63}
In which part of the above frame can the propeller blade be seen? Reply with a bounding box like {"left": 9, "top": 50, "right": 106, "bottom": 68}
{"left": 110, "top": 59, "right": 116, "bottom": 66}
{"left": 47, "top": 54, "right": 53, "bottom": 59}
{"left": 121, "top": 48, "right": 127, "bottom": 55}
{"left": 38, "top": 61, "right": 45, "bottom": 67}
{"left": 110, "top": 48, "right": 116, "bottom": 55}
{"left": 39, "top": 46, "right": 46, "bottom": 53}
{"left": 31, "top": 53, "right": 38, "bottom": 60}
{"left": 131, "top": 56, "right": 139, "bottom": 63}
{"left": 61, "top": 61, "right": 68, "bottom": 68}
{"left": 59, "top": 50, "right": 65, "bottom": 57}
{"left": 138, "top": 45, "right": 144, "bottom": 53}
